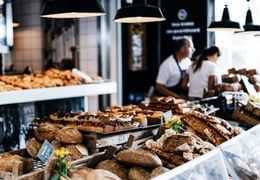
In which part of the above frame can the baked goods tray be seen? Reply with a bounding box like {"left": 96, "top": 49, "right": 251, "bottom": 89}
{"left": 0, "top": 81, "right": 116, "bottom": 105}
{"left": 82, "top": 124, "right": 161, "bottom": 136}
{"left": 83, "top": 124, "right": 160, "bottom": 152}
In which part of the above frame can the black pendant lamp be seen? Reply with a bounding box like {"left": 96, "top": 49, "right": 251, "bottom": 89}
{"left": 208, "top": 5, "right": 240, "bottom": 32}
{"left": 242, "top": 0, "right": 260, "bottom": 35}
{"left": 114, "top": 0, "right": 165, "bottom": 23}
{"left": 41, "top": 0, "right": 105, "bottom": 19}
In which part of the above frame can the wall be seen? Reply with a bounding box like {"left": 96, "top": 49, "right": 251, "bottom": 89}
{"left": 215, "top": 0, "right": 260, "bottom": 73}
{"left": 78, "top": 18, "right": 99, "bottom": 111}
{"left": 12, "top": 0, "right": 43, "bottom": 72}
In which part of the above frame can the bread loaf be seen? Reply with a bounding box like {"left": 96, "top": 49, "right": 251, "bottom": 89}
{"left": 26, "top": 138, "right": 41, "bottom": 158}
{"left": 34, "top": 123, "right": 61, "bottom": 142}
{"left": 116, "top": 149, "right": 162, "bottom": 168}
{"left": 128, "top": 167, "right": 150, "bottom": 180}
{"left": 86, "top": 169, "right": 121, "bottom": 180}
{"left": 66, "top": 145, "right": 88, "bottom": 160}
{"left": 70, "top": 167, "right": 92, "bottom": 180}
{"left": 163, "top": 135, "right": 192, "bottom": 153}
{"left": 56, "top": 127, "right": 83, "bottom": 144}
{"left": 0, "top": 154, "right": 32, "bottom": 175}
{"left": 96, "top": 160, "right": 128, "bottom": 180}
{"left": 151, "top": 167, "right": 170, "bottom": 178}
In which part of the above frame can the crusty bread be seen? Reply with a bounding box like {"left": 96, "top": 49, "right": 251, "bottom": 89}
{"left": 86, "top": 169, "right": 121, "bottom": 180}
{"left": 150, "top": 167, "right": 170, "bottom": 178}
{"left": 96, "top": 160, "right": 128, "bottom": 180}
{"left": 34, "top": 123, "right": 61, "bottom": 142}
{"left": 116, "top": 149, "right": 162, "bottom": 168}
{"left": 56, "top": 127, "right": 83, "bottom": 144}
{"left": 66, "top": 145, "right": 88, "bottom": 161}
{"left": 128, "top": 167, "right": 150, "bottom": 180}
{"left": 26, "top": 138, "right": 41, "bottom": 158}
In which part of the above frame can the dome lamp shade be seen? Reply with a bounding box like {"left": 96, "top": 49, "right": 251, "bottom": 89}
{"left": 41, "top": 0, "right": 105, "bottom": 19}
{"left": 208, "top": 5, "right": 240, "bottom": 32}
{"left": 114, "top": 0, "right": 165, "bottom": 23}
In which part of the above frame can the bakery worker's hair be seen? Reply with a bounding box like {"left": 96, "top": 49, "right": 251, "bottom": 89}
{"left": 192, "top": 46, "right": 221, "bottom": 73}
{"left": 172, "top": 38, "right": 191, "bottom": 54}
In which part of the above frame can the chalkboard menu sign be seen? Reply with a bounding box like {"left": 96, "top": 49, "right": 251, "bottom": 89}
{"left": 160, "top": 0, "right": 208, "bottom": 61}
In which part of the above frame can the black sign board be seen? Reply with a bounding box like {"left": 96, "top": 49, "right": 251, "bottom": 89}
{"left": 160, "top": 0, "right": 208, "bottom": 60}
{"left": 37, "top": 140, "right": 54, "bottom": 163}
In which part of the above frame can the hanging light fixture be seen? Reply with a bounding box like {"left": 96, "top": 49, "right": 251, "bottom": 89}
{"left": 114, "top": 0, "right": 165, "bottom": 23}
{"left": 208, "top": 5, "right": 240, "bottom": 32}
{"left": 237, "top": 0, "right": 260, "bottom": 35}
{"left": 41, "top": 0, "right": 105, "bottom": 19}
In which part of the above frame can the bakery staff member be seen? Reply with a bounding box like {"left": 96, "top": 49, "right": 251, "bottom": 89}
{"left": 156, "top": 38, "right": 194, "bottom": 98}
{"left": 185, "top": 46, "right": 222, "bottom": 99}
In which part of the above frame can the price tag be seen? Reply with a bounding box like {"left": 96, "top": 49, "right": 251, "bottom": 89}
{"left": 37, "top": 140, "right": 54, "bottom": 163}
{"left": 163, "top": 110, "right": 173, "bottom": 120}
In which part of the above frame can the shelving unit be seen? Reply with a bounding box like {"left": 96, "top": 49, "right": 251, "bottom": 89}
{"left": 0, "top": 81, "right": 117, "bottom": 110}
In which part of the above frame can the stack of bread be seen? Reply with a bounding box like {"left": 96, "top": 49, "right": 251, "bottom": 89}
{"left": 221, "top": 68, "right": 259, "bottom": 92}
{"left": 145, "top": 129, "right": 215, "bottom": 167}
{"left": 181, "top": 111, "right": 240, "bottom": 145}
{"left": 26, "top": 123, "right": 88, "bottom": 161}
{"left": 69, "top": 148, "right": 168, "bottom": 180}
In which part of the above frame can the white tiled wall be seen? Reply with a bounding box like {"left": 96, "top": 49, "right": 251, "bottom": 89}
{"left": 79, "top": 18, "right": 99, "bottom": 112}
{"left": 12, "top": 0, "right": 43, "bottom": 72}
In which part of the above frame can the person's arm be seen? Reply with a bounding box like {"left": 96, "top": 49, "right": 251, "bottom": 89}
{"left": 208, "top": 75, "right": 218, "bottom": 91}
{"left": 156, "top": 83, "right": 182, "bottom": 98}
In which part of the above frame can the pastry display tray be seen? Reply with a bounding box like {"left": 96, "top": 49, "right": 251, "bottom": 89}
{"left": 0, "top": 81, "right": 116, "bottom": 105}
{"left": 82, "top": 124, "right": 161, "bottom": 136}
{"left": 83, "top": 124, "right": 160, "bottom": 151}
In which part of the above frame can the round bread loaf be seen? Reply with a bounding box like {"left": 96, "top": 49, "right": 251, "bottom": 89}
{"left": 116, "top": 149, "right": 162, "bottom": 168}
{"left": 56, "top": 127, "right": 83, "bottom": 144}
{"left": 34, "top": 123, "right": 61, "bottom": 142}
{"left": 96, "top": 160, "right": 128, "bottom": 180}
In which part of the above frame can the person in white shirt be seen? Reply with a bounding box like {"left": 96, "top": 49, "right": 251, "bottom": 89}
{"left": 185, "top": 46, "right": 222, "bottom": 99}
{"left": 156, "top": 38, "right": 194, "bottom": 98}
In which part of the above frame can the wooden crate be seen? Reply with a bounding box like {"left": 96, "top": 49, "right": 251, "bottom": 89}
{"left": 0, "top": 149, "right": 54, "bottom": 180}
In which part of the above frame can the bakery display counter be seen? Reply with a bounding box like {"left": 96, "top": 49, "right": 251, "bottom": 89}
{"left": 1, "top": 96, "right": 260, "bottom": 180}
{"left": 154, "top": 124, "right": 260, "bottom": 180}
